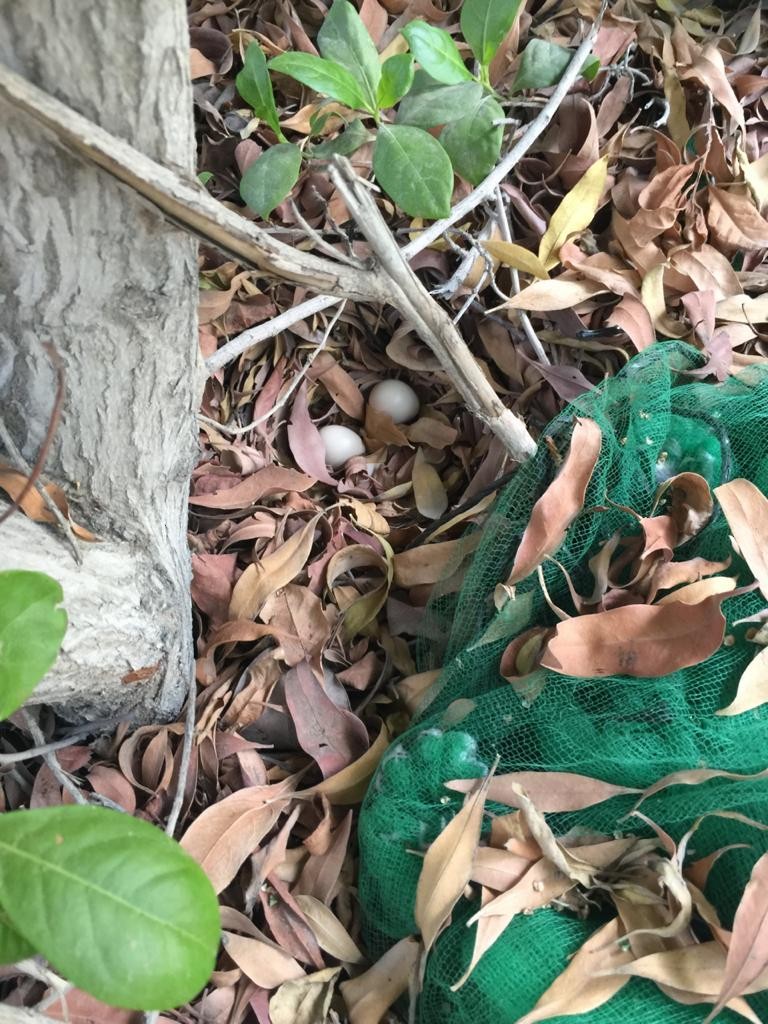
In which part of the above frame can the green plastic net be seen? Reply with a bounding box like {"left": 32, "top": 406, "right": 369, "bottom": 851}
{"left": 357, "top": 342, "right": 768, "bottom": 1023}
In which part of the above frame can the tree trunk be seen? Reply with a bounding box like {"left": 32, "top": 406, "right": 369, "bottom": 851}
{"left": 0, "top": 0, "right": 199, "bottom": 721}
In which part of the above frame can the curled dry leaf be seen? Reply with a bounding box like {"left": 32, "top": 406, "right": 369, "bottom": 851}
{"left": 0, "top": 465, "right": 98, "bottom": 541}
{"left": 269, "top": 966, "right": 341, "bottom": 1024}
{"left": 541, "top": 593, "right": 728, "bottom": 678}
{"left": 447, "top": 771, "right": 639, "bottom": 814}
{"left": 229, "top": 513, "right": 322, "bottom": 620}
{"left": 412, "top": 447, "right": 449, "bottom": 520}
{"left": 189, "top": 466, "right": 315, "bottom": 508}
{"left": 656, "top": 472, "right": 714, "bottom": 544}
{"left": 500, "top": 627, "right": 551, "bottom": 684}
{"left": 538, "top": 156, "right": 610, "bottom": 270}
{"left": 655, "top": 576, "right": 736, "bottom": 605}
{"left": 499, "top": 418, "right": 602, "bottom": 592}
{"left": 327, "top": 542, "right": 393, "bottom": 638}
{"left": 715, "top": 479, "right": 768, "bottom": 600}
{"left": 288, "top": 381, "right": 337, "bottom": 485}
{"left": 340, "top": 935, "right": 420, "bottom": 1024}
{"left": 297, "top": 716, "right": 391, "bottom": 804}
{"left": 415, "top": 769, "right": 494, "bottom": 953}
{"left": 717, "top": 646, "right": 768, "bottom": 717}
{"left": 512, "top": 917, "right": 633, "bottom": 1024}
{"left": 631, "top": 764, "right": 768, "bottom": 813}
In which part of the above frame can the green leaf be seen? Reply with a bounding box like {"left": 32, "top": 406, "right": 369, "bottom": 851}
{"left": 311, "top": 118, "right": 374, "bottom": 158}
{"left": 512, "top": 39, "right": 600, "bottom": 92}
{"left": 197, "top": 171, "right": 213, "bottom": 186}
{"left": 460, "top": 0, "right": 524, "bottom": 67}
{"left": 397, "top": 80, "right": 483, "bottom": 127}
{"left": 377, "top": 53, "right": 415, "bottom": 108}
{"left": 317, "top": 0, "right": 381, "bottom": 113}
{"left": 440, "top": 93, "right": 504, "bottom": 184}
{"left": 0, "top": 907, "right": 35, "bottom": 965}
{"left": 373, "top": 124, "right": 453, "bottom": 219}
{"left": 401, "top": 21, "right": 474, "bottom": 85}
{"left": 0, "top": 570, "right": 67, "bottom": 721}
{"left": 269, "top": 53, "right": 369, "bottom": 110}
{"left": 240, "top": 143, "right": 302, "bottom": 219}
{"left": 0, "top": 806, "right": 220, "bottom": 1010}
{"left": 236, "top": 42, "right": 286, "bottom": 141}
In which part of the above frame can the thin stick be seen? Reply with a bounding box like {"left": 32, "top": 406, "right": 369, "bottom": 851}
{"left": 199, "top": 302, "right": 346, "bottom": 436}
{"left": 205, "top": 2, "right": 607, "bottom": 374}
{"left": 0, "top": 417, "right": 81, "bottom": 564}
{"left": 163, "top": 670, "right": 196, "bottom": 840}
{"left": 21, "top": 710, "right": 87, "bottom": 806}
{"left": 0, "top": 717, "right": 122, "bottom": 765}
{"left": 493, "top": 186, "right": 550, "bottom": 365}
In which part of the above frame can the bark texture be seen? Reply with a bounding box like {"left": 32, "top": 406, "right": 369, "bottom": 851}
{"left": 0, "top": 0, "right": 199, "bottom": 721}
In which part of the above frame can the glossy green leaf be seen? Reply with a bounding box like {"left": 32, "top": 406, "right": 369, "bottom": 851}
{"left": 397, "top": 80, "right": 483, "bottom": 127}
{"left": 317, "top": 0, "right": 381, "bottom": 112}
{"left": 240, "top": 143, "right": 302, "bottom": 219}
{"left": 269, "top": 53, "right": 368, "bottom": 110}
{"left": 0, "top": 806, "right": 220, "bottom": 1010}
{"left": 0, "top": 907, "right": 35, "bottom": 965}
{"left": 440, "top": 93, "right": 504, "bottom": 184}
{"left": 236, "top": 42, "right": 286, "bottom": 141}
{"left": 377, "top": 53, "right": 415, "bottom": 108}
{"left": 513, "top": 39, "right": 600, "bottom": 92}
{"left": 460, "top": 0, "right": 524, "bottom": 67}
{"left": 0, "top": 570, "right": 67, "bottom": 721}
{"left": 401, "top": 21, "right": 474, "bottom": 85}
{"left": 373, "top": 124, "right": 453, "bottom": 219}
{"left": 312, "top": 118, "right": 374, "bottom": 158}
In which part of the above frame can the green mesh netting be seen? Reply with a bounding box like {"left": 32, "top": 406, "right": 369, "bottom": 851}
{"left": 358, "top": 342, "right": 768, "bottom": 1023}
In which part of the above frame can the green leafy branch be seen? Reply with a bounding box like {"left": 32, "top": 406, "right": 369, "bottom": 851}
{"left": 235, "top": 0, "right": 600, "bottom": 220}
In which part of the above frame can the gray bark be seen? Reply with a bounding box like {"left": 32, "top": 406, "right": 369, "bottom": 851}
{"left": 0, "top": 0, "right": 199, "bottom": 721}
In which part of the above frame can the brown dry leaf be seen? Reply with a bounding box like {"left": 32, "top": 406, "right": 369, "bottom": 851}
{"left": 393, "top": 534, "right": 479, "bottom": 588}
{"left": 341, "top": 497, "right": 389, "bottom": 535}
{"left": 707, "top": 187, "right": 768, "bottom": 253}
{"left": 470, "top": 846, "right": 536, "bottom": 891}
{"left": 269, "top": 966, "right": 341, "bottom": 1024}
{"left": 447, "top": 771, "right": 639, "bottom": 813}
{"left": 229, "top": 513, "right": 321, "bottom": 619}
{"left": 502, "top": 277, "right": 607, "bottom": 311}
{"left": 541, "top": 594, "right": 727, "bottom": 678}
{"left": 296, "top": 808, "right": 352, "bottom": 904}
{"left": 715, "top": 479, "right": 768, "bottom": 600}
{"left": 395, "top": 668, "right": 440, "bottom": 713}
{"left": 0, "top": 466, "right": 98, "bottom": 541}
{"left": 415, "top": 770, "right": 494, "bottom": 952}
{"left": 607, "top": 294, "right": 656, "bottom": 351}
{"left": 500, "top": 418, "right": 602, "bottom": 591}
{"left": 221, "top": 652, "right": 281, "bottom": 730}
{"left": 715, "top": 293, "right": 768, "bottom": 323}
{"left": 298, "top": 717, "right": 391, "bottom": 804}
{"left": 222, "top": 930, "right": 305, "bottom": 989}
{"left": 717, "top": 646, "right": 768, "bottom": 717}
{"left": 189, "top": 467, "right": 315, "bottom": 508}
{"left": 326, "top": 542, "right": 393, "bottom": 638}
{"left": 340, "top": 935, "right": 420, "bottom": 1024}
{"left": 500, "top": 627, "right": 551, "bottom": 685}
{"left": 655, "top": 576, "right": 736, "bottom": 606}
{"left": 191, "top": 553, "right": 238, "bottom": 626}
{"left": 294, "top": 894, "right": 364, "bottom": 963}
{"left": 179, "top": 776, "right": 296, "bottom": 892}
{"left": 197, "top": 620, "right": 286, "bottom": 686}
{"left": 678, "top": 43, "right": 745, "bottom": 132}
{"left": 657, "top": 472, "right": 713, "bottom": 543}
{"left": 260, "top": 584, "right": 333, "bottom": 667}
{"left": 288, "top": 381, "right": 337, "bottom": 485}
{"left": 284, "top": 661, "right": 369, "bottom": 778}
{"left": 650, "top": 556, "right": 732, "bottom": 595}
{"left": 512, "top": 917, "right": 633, "bottom": 1024}
{"left": 707, "top": 852, "right": 768, "bottom": 1019}
{"left": 632, "top": 765, "right": 768, "bottom": 812}
{"left": 412, "top": 447, "right": 448, "bottom": 520}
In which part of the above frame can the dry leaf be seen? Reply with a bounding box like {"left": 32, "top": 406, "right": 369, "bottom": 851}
{"left": 306, "top": 351, "right": 365, "bottom": 420}
{"left": 715, "top": 479, "right": 768, "bottom": 600}
{"left": 502, "top": 277, "right": 607, "bottom": 311}
{"left": 538, "top": 157, "right": 609, "bottom": 270}
{"left": 541, "top": 594, "right": 728, "bottom": 678}
{"left": 655, "top": 576, "right": 736, "bottom": 605}
{"left": 707, "top": 186, "right": 768, "bottom": 253}
{"left": 260, "top": 584, "right": 333, "bottom": 667}
{"left": 223, "top": 930, "right": 305, "bottom": 989}
{"left": 500, "top": 418, "right": 602, "bottom": 590}
{"left": 482, "top": 240, "right": 550, "bottom": 278}
{"left": 297, "top": 717, "right": 391, "bottom": 804}
{"left": 415, "top": 771, "right": 494, "bottom": 952}
{"left": 189, "top": 466, "right": 315, "bottom": 508}
{"left": 294, "top": 894, "right": 364, "bottom": 963}
{"left": 707, "top": 852, "right": 768, "bottom": 1019}
{"left": 607, "top": 294, "right": 656, "bottom": 351}
{"left": 269, "top": 967, "right": 341, "bottom": 1024}
{"left": 229, "top": 513, "right": 321, "bottom": 619}
{"left": 340, "top": 936, "right": 420, "bottom": 1024}
{"left": 512, "top": 917, "right": 633, "bottom": 1024}
{"left": 715, "top": 293, "right": 768, "bottom": 323}
{"left": 717, "top": 646, "right": 768, "bottom": 716}
{"left": 412, "top": 447, "right": 449, "bottom": 520}
{"left": 288, "top": 382, "right": 337, "bottom": 485}
{"left": 393, "top": 534, "right": 479, "bottom": 587}
{"left": 180, "top": 776, "right": 296, "bottom": 892}
{"left": 447, "top": 771, "right": 639, "bottom": 813}
{"left": 0, "top": 466, "right": 98, "bottom": 541}
{"left": 326, "top": 542, "right": 393, "bottom": 638}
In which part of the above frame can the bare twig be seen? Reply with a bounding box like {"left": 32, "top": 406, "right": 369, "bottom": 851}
{"left": 0, "top": 717, "right": 122, "bottom": 766}
{"left": 329, "top": 159, "right": 536, "bottom": 460}
{"left": 0, "top": 417, "right": 81, "bottom": 564}
{"left": 199, "top": 302, "right": 346, "bottom": 436}
{"left": 0, "top": 343, "right": 64, "bottom": 529}
{"left": 163, "top": 671, "right": 196, "bottom": 839}
{"left": 493, "top": 186, "right": 550, "bottom": 365}
{"left": 206, "top": 2, "right": 607, "bottom": 374}
{"left": 20, "top": 710, "right": 87, "bottom": 806}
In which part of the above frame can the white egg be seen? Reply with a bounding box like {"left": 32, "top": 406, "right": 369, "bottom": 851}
{"left": 318, "top": 424, "right": 366, "bottom": 469}
{"left": 369, "top": 379, "right": 420, "bottom": 424}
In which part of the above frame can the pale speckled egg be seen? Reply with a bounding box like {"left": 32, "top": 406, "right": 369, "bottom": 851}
{"left": 318, "top": 424, "right": 366, "bottom": 468}
{"left": 369, "top": 379, "right": 420, "bottom": 424}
